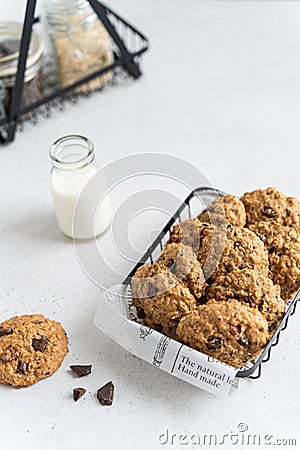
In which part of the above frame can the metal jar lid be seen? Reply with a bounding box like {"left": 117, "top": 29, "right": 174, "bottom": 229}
{"left": 0, "top": 22, "right": 43, "bottom": 85}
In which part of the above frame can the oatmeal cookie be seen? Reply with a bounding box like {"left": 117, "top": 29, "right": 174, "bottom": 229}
{"left": 132, "top": 262, "right": 197, "bottom": 338}
{"left": 241, "top": 187, "right": 300, "bottom": 229}
{"left": 198, "top": 194, "right": 246, "bottom": 228}
{"left": 248, "top": 221, "right": 300, "bottom": 300}
{"left": 0, "top": 314, "right": 68, "bottom": 388}
{"left": 157, "top": 243, "right": 206, "bottom": 299}
{"left": 168, "top": 219, "right": 217, "bottom": 257}
{"left": 198, "top": 224, "right": 269, "bottom": 281}
{"left": 206, "top": 268, "right": 285, "bottom": 330}
{"left": 176, "top": 300, "right": 269, "bottom": 368}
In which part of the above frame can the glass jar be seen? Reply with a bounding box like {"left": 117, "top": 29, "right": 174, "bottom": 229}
{"left": 43, "top": 0, "right": 113, "bottom": 93}
{"left": 0, "top": 22, "right": 43, "bottom": 117}
{"left": 50, "top": 134, "right": 111, "bottom": 239}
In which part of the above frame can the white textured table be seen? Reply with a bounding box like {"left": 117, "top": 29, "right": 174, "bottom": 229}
{"left": 1, "top": 1, "right": 300, "bottom": 449}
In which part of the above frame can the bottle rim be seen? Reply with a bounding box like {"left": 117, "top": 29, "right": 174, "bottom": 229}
{"left": 50, "top": 134, "right": 95, "bottom": 171}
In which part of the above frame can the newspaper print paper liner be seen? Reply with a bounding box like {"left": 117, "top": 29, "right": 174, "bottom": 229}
{"left": 94, "top": 284, "right": 238, "bottom": 398}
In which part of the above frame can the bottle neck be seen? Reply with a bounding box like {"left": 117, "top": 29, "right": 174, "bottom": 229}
{"left": 50, "top": 135, "right": 95, "bottom": 172}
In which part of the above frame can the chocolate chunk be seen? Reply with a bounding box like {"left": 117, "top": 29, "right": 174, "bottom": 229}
{"left": 73, "top": 388, "right": 86, "bottom": 402}
{"left": 32, "top": 336, "right": 48, "bottom": 352}
{"left": 206, "top": 336, "right": 224, "bottom": 350}
{"left": 153, "top": 323, "right": 163, "bottom": 333}
{"left": 0, "top": 327, "right": 13, "bottom": 337}
{"left": 268, "top": 245, "right": 278, "bottom": 254}
{"left": 70, "top": 365, "right": 92, "bottom": 377}
{"left": 237, "top": 336, "right": 250, "bottom": 347}
{"left": 17, "top": 360, "right": 28, "bottom": 374}
{"left": 97, "top": 381, "right": 114, "bottom": 406}
{"left": 136, "top": 307, "right": 146, "bottom": 319}
{"left": 262, "top": 206, "right": 277, "bottom": 218}
{"left": 243, "top": 296, "right": 253, "bottom": 307}
{"left": 197, "top": 295, "right": 207, "bottom": 305}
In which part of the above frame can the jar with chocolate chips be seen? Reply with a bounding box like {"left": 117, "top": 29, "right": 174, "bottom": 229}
{"left": 43, "top": 0, "right": 113, "bottom": 93}
{"left": 0, "top": 22, "right": 43, "bottom": 119}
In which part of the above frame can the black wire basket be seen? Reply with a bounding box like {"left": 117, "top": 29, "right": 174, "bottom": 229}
{"left": 0, "top": 0, "right": 149, "bottom": 144}
{"left": 124, "top": 187, "right": 300, "bottom": 379}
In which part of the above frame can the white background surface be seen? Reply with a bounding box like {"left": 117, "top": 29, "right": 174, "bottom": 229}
{"left": 1, "top": 1, "right": 300, "bottom": 449}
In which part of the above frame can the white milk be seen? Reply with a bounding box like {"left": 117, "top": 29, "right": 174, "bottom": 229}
{"left": 50, "top": 135, "right": 111, "bottom": 240}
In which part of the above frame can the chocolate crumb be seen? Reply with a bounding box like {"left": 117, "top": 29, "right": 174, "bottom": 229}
{"left": 70, "top": 365, "right": 92, "bottom": 377}
{"left": 0, "top": 327, "right": 13, "bottom": 337}
{"left": 32, "top": 336, "right": 48, "bottom": 352}
{"left": 73, "top": 387, "right": 86, "bottom": 402}
{"left": 17, "top": 360, "right": 28, "bottom": 374}
{"left": 97, "top": 381, "right": 114, "bottom": 406}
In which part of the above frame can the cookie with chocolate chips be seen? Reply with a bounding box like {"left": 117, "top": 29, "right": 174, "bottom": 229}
{"left": 248, "top": 221, "right": 300, "bottom": 301}
{"left": 176, "top": 300, "right": 269, "bottom": 368}
{"left": 206, "top": 268, "right": 286, "bottom": 331}
{"left": 197, "top": 224, "right": 269, "bottom": 281}
{"left": 132, "top": 262, "right": 197, "bottom": 338}
{"left": 241, "top": 187, "right": 300, "bottom": 229}
{"left": 0, "top": 314, "right": 68, "bottom": 388}
{"left": 157, "top": 242, "right": 206, "bottom": 299}
{"left": 198, "top": 194, "right": 246, "bottom": 228}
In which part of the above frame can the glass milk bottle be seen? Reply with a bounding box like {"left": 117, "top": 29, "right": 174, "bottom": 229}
{"left": 50, "top": 134, "right": 111, "bottom": 239}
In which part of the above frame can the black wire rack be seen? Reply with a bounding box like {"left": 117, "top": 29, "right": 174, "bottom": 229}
{"left": 0, "top": 0, "right": 149, "bottom": 144}
{"left": 124, "top": 187, "right": 300, "bottom": 379}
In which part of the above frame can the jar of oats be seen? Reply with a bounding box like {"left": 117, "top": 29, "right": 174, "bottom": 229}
{"left": 44, "top": 0, "right": 113, "bottom": 93}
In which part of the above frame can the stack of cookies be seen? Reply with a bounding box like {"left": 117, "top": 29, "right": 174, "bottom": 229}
{"left": 132, "top": 188, "right": 300, "bottom": 368}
